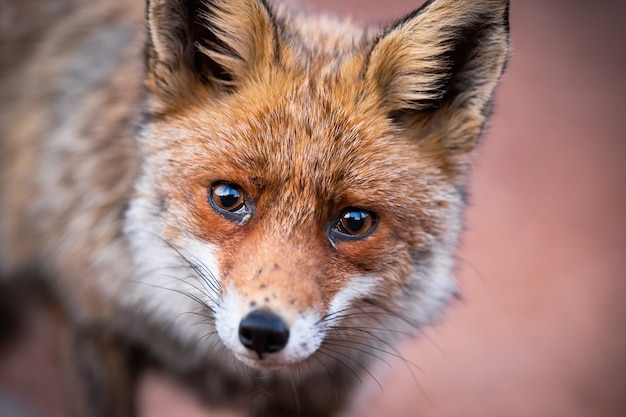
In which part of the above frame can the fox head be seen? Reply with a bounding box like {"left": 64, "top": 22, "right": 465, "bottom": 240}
{"left": 125, "top": 0, "right": 509, "bottom": 371}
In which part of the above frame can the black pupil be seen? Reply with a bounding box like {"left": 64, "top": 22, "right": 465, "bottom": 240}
{"left": 344, "top": 210, "right": 367, "bottom": 233}
{"left": 216, "top": 185, "right": 241, "bottom": 209}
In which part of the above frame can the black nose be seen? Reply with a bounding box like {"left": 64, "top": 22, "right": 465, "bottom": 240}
{"left": 238, "top": 309, "right": 290, "bottom": 358}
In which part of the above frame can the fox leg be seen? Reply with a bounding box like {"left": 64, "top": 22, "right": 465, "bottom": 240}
{"left": 60, "top": 322, "right": 138, "bottom": 417}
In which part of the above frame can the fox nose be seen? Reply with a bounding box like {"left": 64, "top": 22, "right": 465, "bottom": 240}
{"left": 238, "top": 309, "right": 290, "bottom": 358}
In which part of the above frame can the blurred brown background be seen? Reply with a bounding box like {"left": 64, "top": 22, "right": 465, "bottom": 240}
{"left": 1, "top": 0, "right": 625, "bottom": 416}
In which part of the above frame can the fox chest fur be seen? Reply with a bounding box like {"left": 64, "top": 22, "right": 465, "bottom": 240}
{"left": 0, "top": 0, "right": 509, "bottom": 416}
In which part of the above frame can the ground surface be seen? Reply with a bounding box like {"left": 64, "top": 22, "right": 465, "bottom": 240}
{"left": 1, "top": 1, "right": 624, "bottom": 416}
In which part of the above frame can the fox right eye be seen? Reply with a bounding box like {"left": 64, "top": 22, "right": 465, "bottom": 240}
{"left": 209, "top": 182, "right": 251, "bottom": 223}
{"left": 328, "top": 207, "right": 378, "bottom": 243}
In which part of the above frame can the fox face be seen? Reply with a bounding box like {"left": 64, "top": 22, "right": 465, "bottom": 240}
{"left": 125, "top": 0, "right": 509, "bottom": 372}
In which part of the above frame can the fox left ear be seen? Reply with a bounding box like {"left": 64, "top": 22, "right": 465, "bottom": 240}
{"left": 364, "top": 0, "right": 510, "bottom": 157}
{"left": 145, "top": 0, "right": 277, "bottom": 111}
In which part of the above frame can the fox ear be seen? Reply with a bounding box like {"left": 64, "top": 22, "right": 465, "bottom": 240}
{"left": 365, "top": 0, "right": 510, "bottom": 155}
{"left": 145, "top": 0, "right": 277, "bottom": 108}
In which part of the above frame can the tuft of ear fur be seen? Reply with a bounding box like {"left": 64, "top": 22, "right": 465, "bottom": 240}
{"left": 145, "top": 0, "right": 277, "bottom": 109}
{"left": 365, "top": 0, "right": 509, "bottom": 157}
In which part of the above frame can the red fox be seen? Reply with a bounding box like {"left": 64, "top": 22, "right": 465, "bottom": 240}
{"left": 0, "top": 0, "right": 509, "bottom": 416}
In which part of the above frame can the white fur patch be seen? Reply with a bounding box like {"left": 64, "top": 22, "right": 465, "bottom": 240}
{"left": 123, "top": 199, "right": 223, "bottom": 359}
{"left": 327, "top": 275, "right": 379, "bottom": 320}
{"left": 214, "top": 289, "right": 244, "bottom": 356}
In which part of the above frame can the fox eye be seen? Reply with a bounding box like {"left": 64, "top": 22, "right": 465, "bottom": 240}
{"left": 330, "top": 208, "right": 377, "bottom": 241}
{"left": 209, "top": 182, "right": 250, "bottom": 223}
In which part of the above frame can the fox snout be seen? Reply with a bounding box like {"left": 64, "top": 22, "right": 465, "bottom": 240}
{"left": 214, "top": 239, "right": 332, "bottom": 369}
{"left": 216, "top": 288, "right": 326, "bottom": 369}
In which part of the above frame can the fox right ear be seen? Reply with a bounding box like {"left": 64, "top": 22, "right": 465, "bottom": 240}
{"left": 364, "top": 0, "right": 509, "bottom": 157}
{"left": 145, "top": 0, "right": 277, "bottom": 110}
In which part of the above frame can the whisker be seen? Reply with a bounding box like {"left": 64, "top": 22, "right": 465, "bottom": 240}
{"left": 129, "top": 280, "right": 215, "bottom": 313}
{"left": 159, "top": 238, "right": 222, "bottom": 296}
{"left": 315, "top": 348, "right": 362, "bottom": 385}
{"left": 322, "top": 339, "right": 392, "bottom": 369}
{"left": 318, "top": 346, "right": 383, "bottom": 391}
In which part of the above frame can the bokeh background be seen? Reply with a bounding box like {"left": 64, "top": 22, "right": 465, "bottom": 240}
{"left": 1, "top": 1, "right": 624, "bottom": 416}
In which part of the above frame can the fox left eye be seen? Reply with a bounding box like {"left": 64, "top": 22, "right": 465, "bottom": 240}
{"left": 330, "top": 208, "right": 377, "bottom": 241}
{"left": 209, "top": 182, "right": 251, "bottom": 223}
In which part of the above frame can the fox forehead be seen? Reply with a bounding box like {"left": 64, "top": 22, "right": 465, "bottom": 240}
{"left": 149, "top": 70, "right": 445, "bottom": 208}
